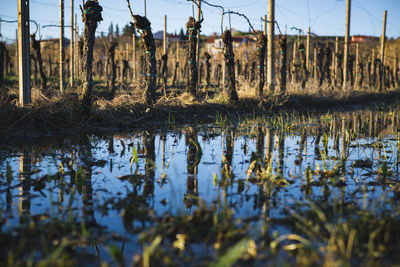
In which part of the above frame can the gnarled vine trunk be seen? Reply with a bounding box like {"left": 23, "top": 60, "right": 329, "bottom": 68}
{"left": 130, "top": 15, "right": 157, "bottom": 104}
{"left": 222, "top": 30, "right": 238, "bottom": 104}
{"left": 255, "top": 34, "right": 267, "bottom": 98}
{"left": 186, "top": 17, "right": 201, "bottom": 96}
{"left": 279, "top": 36, "right": 287, "bottom": 93}
{"left": 108, "top": 39, "right": 118, "bottom": 95}
{"left": 80, "top": 0, "right": 103, "bottom": 112}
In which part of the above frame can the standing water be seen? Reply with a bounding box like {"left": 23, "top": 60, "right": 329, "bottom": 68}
{"left": 1, "top": 107, "right": 400, "bottom": 265}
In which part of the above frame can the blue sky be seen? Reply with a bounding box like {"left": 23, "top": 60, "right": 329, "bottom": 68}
{"left": 1, "top": 0, "right": 399, "bottom": 43}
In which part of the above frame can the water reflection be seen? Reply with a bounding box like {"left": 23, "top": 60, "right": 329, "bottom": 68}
{"left": 1, "top": 107, "right": 400, "bottom": 264}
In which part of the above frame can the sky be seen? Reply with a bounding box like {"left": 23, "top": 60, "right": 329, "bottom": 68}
{"left": 1, "top": 0, "right": 400, "bottom": 43}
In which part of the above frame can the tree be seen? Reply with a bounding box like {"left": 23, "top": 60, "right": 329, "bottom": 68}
{"left": 108, "top": 22, "right": 114, "bottom": 37}
{"left": 115, "top": 24, "right": 120, "bottom": 37}
{"left": 122, "top": 23, "right": 135, "bottom": 36}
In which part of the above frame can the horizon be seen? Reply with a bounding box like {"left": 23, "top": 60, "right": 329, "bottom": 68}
{"left": 1, "top": 0, "right": 400, "bottom": 44}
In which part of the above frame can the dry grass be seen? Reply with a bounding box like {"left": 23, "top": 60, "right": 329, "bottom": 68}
{"left": 0, "top": 79, "right": 399, "bottom": 144}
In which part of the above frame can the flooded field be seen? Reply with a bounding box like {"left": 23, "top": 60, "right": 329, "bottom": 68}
{"left": 2, "top": 106, "right": 400, "bottom": 266}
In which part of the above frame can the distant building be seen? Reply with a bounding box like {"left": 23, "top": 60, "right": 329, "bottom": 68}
{"left": 204, "top": 33, "right": 255, "bottom": 56}
{"left": 351, "top": 35, "right": 379, "bottom": 43}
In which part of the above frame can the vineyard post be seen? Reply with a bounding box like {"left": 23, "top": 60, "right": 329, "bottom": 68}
{"left": 380, "top": 10, "right": 387, "bottom": 90}
{"left": 132, "top": 29, "right": 136, "bottom": 80}
{"left": 306, "top": 27, "right": 310, "bottom": 72}
{"left": 342, "top": 0, "right": 351, "bottom": 90}
{"left": 292, "top": 41, "right": 297, "bottom": 83}
{"left": 75, "top": 14, "right": 79, "bottom": 80}
{"left": 394, "top": 53, "right": 398, "bottom": 88}
{"left": 59, "top": 0, "right": 65, "bottom": 92}
{"left": 176, "top": 38, "right": 180, "bottom": 82}
{"left": 70, "top": 0, "right": 74, "bottom": 87}
{"left": 355, "top": 43, "right": 359, "bottom": 88}
{"left": 196, "top": 0, "right": 201, "bottom": 89}
{"left": 371, "top": 49, "right": 375, "bottom": 88}
{"left": 267, "top": 0, "right": 275, "bottom": 92}
{"left": 313, "top": 47, "right": 317, "bottom": 84}
{"left": 163, "top": 15, "right": 167, "bottom": 55}
{"left": 264, "top": 14, "right": 267, "bottom": 83}
{"left": 15, "top": 29, "right": 18, "bottom": 76}
{"left": 18, "top": 0, "right": 31, "bottom": 106}
{"left": 380, "top": 10, "right": 387, "bottom": 65}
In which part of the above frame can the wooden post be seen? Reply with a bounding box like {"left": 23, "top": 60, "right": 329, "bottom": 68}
{"left": 75, "top": 14, "right": 79, "bottom": 80}
{"left": 18, "top": 0, "right": 31, "bottom": 105}
{"left": 380, "top": 10, "right": 387, "bottom": 65}
{"left": 267, "top": 0, "right": 275, "bottom": 92}
{"left": 70, "top": 0, "right": 74, "bottom": 87}
{"left": 343, "top": 0, "right": 351, "bottom": 90}
{"left": 15, "top": 29, "right": 18, "bottom": 76}
{"left": 313, "top": 47, "right": 318, "bottom": 83}
{"left": 355, "top": 43, "right": 359, "bottom": 88}
{"left": 132, "top": 30, "right": 136, "bottom": 81}
{"left": 196, "top": 0, "right": 201, "bottom": 89}
{"left": 306, "top": 27, "right": 310, "bottom": 72}
{"left": 163, "top": 15, "right": 167, "bottom": 55}
{"left": 59, "top": 0, "right": 65, "bottom": 92}
{"left": 334, "top": 37, "right": 339, "bottom": 82}
{"left": 292, "top": 41, "right": 297, "bottom": 83}
{"left": 264, "top": 14, "right": 268, "bottom": 84}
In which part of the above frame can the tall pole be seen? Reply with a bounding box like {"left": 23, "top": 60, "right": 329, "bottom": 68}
{"left": 70, "top": 0, "right": 74, "bottom": 87}
{"left": 342, "top": 0, "right": 351, "bottom": 90}
{"left": 15, "top": 29, "right": 18, "bottom": 76}
{"left": 355, "top": 43, "right": 359, "bottom": 88}
{"left": 196, "top": 0, "right": 201, "bottom": 88}
{"left": 132, "top": 30, "right": 136, "bottom": 80}
{"left": 306, "top": 27, "right": 311, "bottom": 72}
{"left": 264, "top": 14, "right": 268, "bottom": 85}
{"left": 380, "top": 10, "right": 387, "bottom": 65}
{"left": 144, "top": 0, "right": 147, "bottom": 17}
{"left": 75, "top": 14, "right": 79, "bottom": 80}
{"left": 60, "top": 0, "right": 65, "bottom": 92}
{"left": 163, "top": 15, "right": 167, "bottom": 55}
{"left": 267, "top": 0, "right": 275, "bottom": 92}
{"left": 334, "top": 36, "right": 339, "bottom": 81}
{"left": 18, "top": 0, "right": 31, "bottom": 106}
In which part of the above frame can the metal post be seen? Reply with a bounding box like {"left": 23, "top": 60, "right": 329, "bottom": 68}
{"left": 196, "top": 0, "right": 201, "bottom": 88}
{"left": 132, "top": 30, "right": 136, "bottom": 80}
{"left": 15, "top": 29, "right": 18, "bottom": 76}
{"left": 60, "top": 0, "right": 65, "bottom": 92}
{"left": 306, "top": 27, "right": 310, "bottom": 72}
{"left": 334, "top": 36, "right": 338, "bottom": 81}
{"left": 267, "top": 0, "right": 275, "bottom": 92}
{"left": 18, "top": 0, "right": 31, "bottom": 106}
{"left": 343, "top": 0, "right": 351, "bottom": 89}
{"left": 163, "top": 15, "right": 167, "bottom": 55}
{"left": 264, "top": 14, "right": 267, "bottom": 85}
{"left": 75, "top": 13, "right": 79, "bottom": 80}
{"left": 70, "top": 0, "right": 74, "bottom": 87}
{"left": 355, "top": 43, "right": 359, "bottom": 88}
{"left": 313, "top": 47, "right": 317, "bottom": 82}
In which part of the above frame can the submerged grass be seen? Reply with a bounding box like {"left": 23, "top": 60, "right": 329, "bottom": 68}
{"left": 1, "top": 101, "right": 400, "bottom": 266}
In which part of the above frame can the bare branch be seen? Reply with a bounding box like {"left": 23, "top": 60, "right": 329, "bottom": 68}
{"left": 186, "top": 0, "right": 204, "bottom": 23}
{"left": 224, "top": 11, "right": 257, "bottom": 35}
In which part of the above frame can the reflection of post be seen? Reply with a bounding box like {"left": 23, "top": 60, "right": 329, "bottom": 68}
{"left": 79, "top": 137, "right": 96, "bottom": 225}
{"left": 143, "top": 131, "right": 156, "bottom": 197}
{"left": 265, "top": 127, "right": 274, "bottom": 162}
{"left": 278, "top": 134, "right": 285, "bottom": 171}
{"left": 184, "top": 127, "right": 201, "bottom": 209}
{"left": 19, "top": 152, "right": 31, "bottom": 218}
